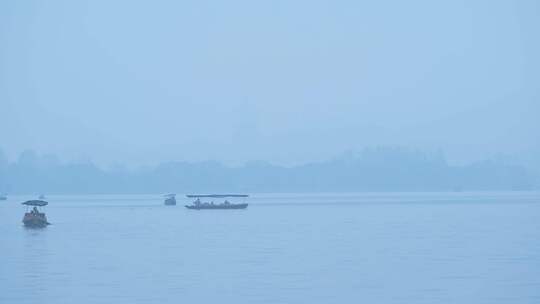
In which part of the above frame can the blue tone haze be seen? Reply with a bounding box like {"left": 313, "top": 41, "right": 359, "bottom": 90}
{"left": 1, "top": 0, "right": 539, "bottom": 167}
{"left": 1, "top": 2, "right": 539, "bottom": 303}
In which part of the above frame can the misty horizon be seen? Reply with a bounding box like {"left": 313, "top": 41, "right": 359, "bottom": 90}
{"left": 2, "top": 1, "right": 540, "bottom": 303}
{"left": 0, "top": 145, "right": 537, "bottom": 169}
{"left": 1, "top": 146, "right": 536, "bottom": 194}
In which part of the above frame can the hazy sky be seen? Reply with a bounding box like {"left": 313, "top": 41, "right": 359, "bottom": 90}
{"left": 1, "top": 0, "right": 539, "bottom": 167}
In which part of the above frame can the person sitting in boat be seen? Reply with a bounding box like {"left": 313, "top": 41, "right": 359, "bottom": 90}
{"left": 224, "top": 200, "right": 230, "bottom": 205}
{"left": 32, "top": 206, "right": 39, "bottom": 214}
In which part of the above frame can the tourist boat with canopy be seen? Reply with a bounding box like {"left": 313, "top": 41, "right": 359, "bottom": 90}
{"left": 185, "top": 194, "right": 248, "bottom": 210}
{"left": 22, "top": 200, "right": 50, "bottom": 228}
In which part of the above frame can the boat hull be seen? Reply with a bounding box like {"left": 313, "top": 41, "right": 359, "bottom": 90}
{"left": 185, "top": 203, "right": 248, "bottom": 210}
{"left": 164, "top": 199, "right": 176, "bottom": 206}
{"left": 22, "top": 213, "right": 50, "bottom": 228}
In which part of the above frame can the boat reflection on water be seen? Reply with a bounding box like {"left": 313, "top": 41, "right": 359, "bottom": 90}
{"left": 22, "top": 200, "right": 50, "bottom": 228}
{"left": 185, "top": 194, "right": 248, "bottom": 210}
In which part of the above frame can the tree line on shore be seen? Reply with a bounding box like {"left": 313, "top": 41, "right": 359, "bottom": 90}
{"left": 0, "top": 147, "right": 536, "bottom": 194}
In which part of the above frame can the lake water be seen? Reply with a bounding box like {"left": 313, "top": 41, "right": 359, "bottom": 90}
{"left": 1, "top": 192, "right": 539, "bottom": 304}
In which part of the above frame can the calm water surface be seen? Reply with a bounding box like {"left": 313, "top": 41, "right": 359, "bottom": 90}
{"left": 1, "top": 192, "right": 539, "bottom": 303}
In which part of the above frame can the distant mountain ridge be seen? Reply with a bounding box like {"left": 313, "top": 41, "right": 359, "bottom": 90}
{"left": 0, "top": 147, "right": 536, "bottom": 194}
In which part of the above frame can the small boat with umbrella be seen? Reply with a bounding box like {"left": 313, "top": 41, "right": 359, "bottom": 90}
{"left": 185, "top": 194, "right": 249, "bottom": 210}
{"left": 21, "top": 200, "right": 50, "bottom": 228}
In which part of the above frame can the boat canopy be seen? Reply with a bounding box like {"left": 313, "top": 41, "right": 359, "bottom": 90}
{"left": 186, "top": 194, "right": 249, "bottom": 198}
{"left": 21, "top": 200, "right": 48, "bottom": 206}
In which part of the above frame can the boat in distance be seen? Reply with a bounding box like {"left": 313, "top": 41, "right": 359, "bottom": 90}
{"left": 185, "top": 194, "right": 249, "bottom": 210}
{"left": 164, "top": 193, "right": 177, "bottom": 206}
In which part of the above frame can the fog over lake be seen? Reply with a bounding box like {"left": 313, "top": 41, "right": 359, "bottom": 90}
{"left": 0, "top": 147, "right": 536, "bottom": 194}
{"left": 1, "top": 1, "right": 539, "bottom": 304}
{"left": 1, "top": 0, "right": 539, "bottom": 170}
